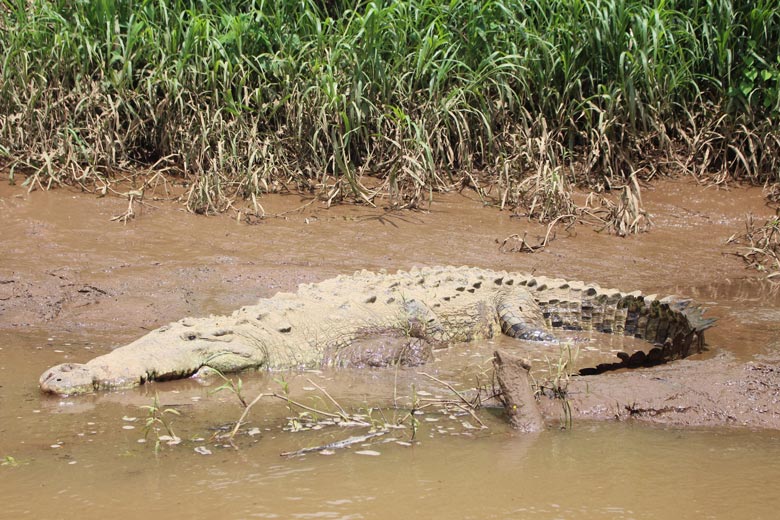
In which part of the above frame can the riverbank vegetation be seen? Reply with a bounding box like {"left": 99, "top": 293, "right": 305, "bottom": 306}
{"left": 1, "top": 0, "right": 778, "bottom": 218}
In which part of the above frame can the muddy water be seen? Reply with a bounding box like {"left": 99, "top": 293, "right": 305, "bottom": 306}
{"left": 2, "top": 178, "right": 780, "bottom": 519}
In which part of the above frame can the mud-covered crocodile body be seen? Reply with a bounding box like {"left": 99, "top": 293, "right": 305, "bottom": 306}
{"left": 39, "top": 266, "right": 714, "bottom": 395}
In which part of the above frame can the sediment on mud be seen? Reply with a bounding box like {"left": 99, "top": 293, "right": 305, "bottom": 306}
{"left": 495, "top": 354, "right": 780, "bottom": 431}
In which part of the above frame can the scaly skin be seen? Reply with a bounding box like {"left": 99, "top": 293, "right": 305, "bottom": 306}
{"left": 39, "top": 266, "right": 714, "bottom": 395}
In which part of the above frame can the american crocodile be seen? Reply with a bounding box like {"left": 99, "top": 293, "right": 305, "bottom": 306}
{"left": 39, "top": 266, "right": 714, "bottom": 395}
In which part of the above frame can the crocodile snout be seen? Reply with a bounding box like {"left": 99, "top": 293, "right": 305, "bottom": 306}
{"left": 39, "top": 363, "right": 97, "bottom": 395}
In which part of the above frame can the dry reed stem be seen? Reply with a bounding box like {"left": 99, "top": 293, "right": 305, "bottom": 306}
{"left": 728, "top": 213, "right": 780, "bottom": 278}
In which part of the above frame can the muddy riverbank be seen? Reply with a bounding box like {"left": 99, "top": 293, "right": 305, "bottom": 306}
{"left": 492, "top": 351, "right": 780, "bottom": 430}
{"left": 2, "top": 176, "right": 780, "bottom": 425}
{"left": 0, "top": 177, "right": 775, "bottom": 339}
{"left": 2, "top": 175, "right": 780, "bottom": 519}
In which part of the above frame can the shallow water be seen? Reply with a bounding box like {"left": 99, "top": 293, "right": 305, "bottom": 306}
{"left": 4, "top": 409, "right": 780, "bottom": 520}
{"left": 3, "top": 330, "right": 780, "bottom": 520}
{"left": 1, "top": 178, "right": 779, "bottom": 518}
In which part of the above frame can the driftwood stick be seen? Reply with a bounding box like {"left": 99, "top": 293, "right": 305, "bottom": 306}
{"left": 418, "top": 371, "right": 487, "bottom": 428}
{"left": 229, "top": 391, "right": 269, "bottom": 440}
{"left": 306, "top": 377, "right": 350, "bottom": 419}
{"left": 270, "top": 393, "right": 362, "bottom": 421}
{"left": 418, "top": 371, "right": 474, "bottom": 408}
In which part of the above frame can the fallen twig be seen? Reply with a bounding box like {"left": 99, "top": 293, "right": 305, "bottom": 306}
{"left": 306, "top": 378, "right": 350, "bottom": 419}
{"left": 498, "top": 213, "right": 579, "bottom": 253}
{"left": 418, "top": 372, "right": 486, "bottom": 428}
{"left": 228, "top": 391, "right": 267, "bottom": 440}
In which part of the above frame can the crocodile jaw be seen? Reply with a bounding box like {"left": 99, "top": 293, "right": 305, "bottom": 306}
{"left": 39, "top": 363, "right": 98, "bottom": 395}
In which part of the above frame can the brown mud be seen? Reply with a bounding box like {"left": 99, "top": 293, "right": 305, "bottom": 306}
{"left": 565, "top": 357, "right": 780, "bottom": 428}
{"left": 1, "top": 178, "right": 777, "bottom": 343}
{"left": 2, "top": 176, "right": 780, "bottom": 424}
{"left": 496, "top": 351, "right": 780, "bottom": 430}
{"left": 3, "top": 175, "right": 780, "bottom": 519}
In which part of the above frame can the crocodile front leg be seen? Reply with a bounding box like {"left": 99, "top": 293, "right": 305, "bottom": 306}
{"left": 497, "top": 288, "right": 555, "bottom": 341}
{"left": 322, "top": 329, "right": 434, "bottom": 368}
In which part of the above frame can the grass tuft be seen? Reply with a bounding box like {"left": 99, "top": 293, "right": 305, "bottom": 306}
{"left": 1, "top": 1, "right": 778, "bottom": 223}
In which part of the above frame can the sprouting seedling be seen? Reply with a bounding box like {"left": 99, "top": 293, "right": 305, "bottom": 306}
{"left": 140, "top": 393, "right": 181, "bottom": 453}
{"left": 211, "top": 370, "right": 248, "bottom": 408}
{"left": 397, "top": 383, "right": 421, "bottom": 441}
{"left": 536, "top": 342, "right": 578, "bottom": 429}
{"left": 274, "top": 376, "right": 294, "bottom": 415}
{"left": 1, "top": 456, "right": 19, "bottom": 467}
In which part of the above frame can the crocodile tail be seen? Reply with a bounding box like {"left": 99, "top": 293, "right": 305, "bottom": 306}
{"left": 523, "top": 276, "right": 715, "bottom": 366}
{"left": 622, "top": 294, "right": 714, "bottom": 359}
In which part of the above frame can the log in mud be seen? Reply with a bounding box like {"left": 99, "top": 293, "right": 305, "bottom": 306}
{"left": 493, "top": 351, "right": 546, "bottom": 432}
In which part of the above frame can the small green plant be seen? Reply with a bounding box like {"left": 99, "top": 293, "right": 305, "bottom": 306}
{"left": 212, "top": 371, "right": 248, "bottom": 408}
{"left": 535, "top": 342, "right": 579, "bottom": 430}
{"left": 140, "top": 393, "right": 181, "bottom": 453}
{"left": 397, "top": 383, "right": 422, "bottom": 441}
{"left": 274, "top": 376, "right": 294, "bottom": 415}
{"left": 1, "top": 455, "right": 19, "bottom": 467}
{"left": 365, "top": 407, "right": 390, "bottom": 432}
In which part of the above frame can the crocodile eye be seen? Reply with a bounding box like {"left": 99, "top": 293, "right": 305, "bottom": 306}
{"left": 181, "top": 332, "right": 200, "bottom": 341}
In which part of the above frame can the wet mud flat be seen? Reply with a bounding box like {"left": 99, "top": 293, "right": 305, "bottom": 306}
{"left": 495, "top": 351, "right": 780, "bottom": 430}
{"left": 2, "top": 177, "right": 780, "bottom": 518}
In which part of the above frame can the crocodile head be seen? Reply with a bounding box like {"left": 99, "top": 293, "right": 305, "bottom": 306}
{"left": 39, "top": 363, "right": 97, "bottom": 395}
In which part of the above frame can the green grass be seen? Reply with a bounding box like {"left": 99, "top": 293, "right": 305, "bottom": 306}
{"left": 1, "top": 0, "right": 778, "bottom": 216}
